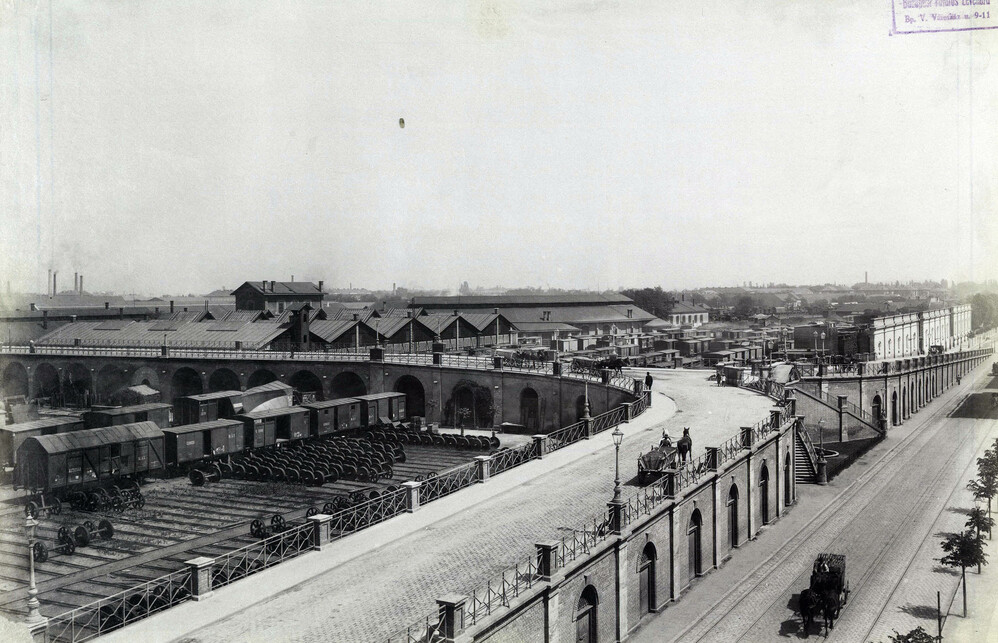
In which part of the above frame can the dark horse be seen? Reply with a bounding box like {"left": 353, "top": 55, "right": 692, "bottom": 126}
{"left": 677, "top": 428, "right": 693, "bottom": 464}
{"left": 799, "top": 588, "right": 821, "bottom": 634}
{"left": 821, "top": 588, "right": 840, "bottom": 633}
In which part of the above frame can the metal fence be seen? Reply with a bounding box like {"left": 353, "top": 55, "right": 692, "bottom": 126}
{"left": 327, "top": 488, "right": 409, "bottom": 537}
{"left": 47, "top": 568, "right": 193, "bottom": 643}
{"left": 490, "top": 443, "right": 536, "bottom": 476}
{"left": 212, "top": 523, "right": 314, "bottom": 589}
{"left": 420, "top": 462, "right": 480, "bottom": 504}
{"left": 465, "top": 552, "right": 545, "bottom": 628}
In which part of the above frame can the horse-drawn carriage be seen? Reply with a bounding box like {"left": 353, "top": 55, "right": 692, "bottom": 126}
{"left": 637, "top": 429, "right": 692, "bottom": 485}
{"left": 800, "top": 553, "right": 849, "bottom": 634}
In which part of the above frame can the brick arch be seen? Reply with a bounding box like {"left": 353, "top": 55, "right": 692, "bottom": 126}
{"left": 289, "top": 369, "right": 324, "bottom": 402}
{"left": 33, "top": 363, "right": 60, "bottom": 401}
{"left": 394, "top": 375, "right": 425, "bottom": 418}
{"left": 64, "top": 362, "right": 92, "bottom": 407}
{"left": 171, "top": 367, "right": 204, "bottom": 399}
{"left": 208, "top": 367, "right": 242, "bottom": 392}
{"left": 330, "top": 371, "right": 367, "bottom": 399}
{"left": 1, "top": 361, "right": 29, "bottom": 398}
{"left": 130, "top": 366, "right": 160, "bottom": 389}
{"left": 247, "top": 368, "right": 278, "bottom": 389}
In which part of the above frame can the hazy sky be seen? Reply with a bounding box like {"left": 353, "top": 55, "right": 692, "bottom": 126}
{"left": 1, "top": 0, "right": 995, "bottom": 295}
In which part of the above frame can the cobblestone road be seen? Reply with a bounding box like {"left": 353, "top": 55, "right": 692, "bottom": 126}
{"left": 182, "top": 371, "right": 773, "bottom": 643}
{"left": 631, "top": 364, "right": 998, "bottom": 643}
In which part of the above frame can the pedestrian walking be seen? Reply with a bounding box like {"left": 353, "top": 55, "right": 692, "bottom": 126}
{"left": 645, "top": 372, "right": 653, "bottom": 391}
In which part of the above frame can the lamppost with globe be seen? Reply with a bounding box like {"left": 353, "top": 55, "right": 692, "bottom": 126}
{"left": 24, "top": 514, "right": 43, "bottom": 624}
{"left": 612, "top": 426, "right": 624, "bottom": 503}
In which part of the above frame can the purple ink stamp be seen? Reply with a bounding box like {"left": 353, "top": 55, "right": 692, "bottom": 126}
{"left": 892, "top": 0, "right": 997, "bottom": 33}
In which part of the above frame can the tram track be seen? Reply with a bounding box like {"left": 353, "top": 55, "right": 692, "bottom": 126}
{"left": 672, "top": 366, "right": 991, "bottom": 643}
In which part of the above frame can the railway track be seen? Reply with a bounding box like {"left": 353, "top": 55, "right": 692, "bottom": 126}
{"left": 0, "top": 444, "right": 480, "bottom": 618}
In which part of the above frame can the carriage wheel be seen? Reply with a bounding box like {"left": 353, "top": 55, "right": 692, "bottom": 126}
{"left": 48, "top": 496, "right": 62, "bottom": 516}
{"left": 250, "top": 519, "right": 265, "bottom": 538}
{"left": 271, "top": 515, "right": 286, "bottom": 531}
{"left": 62, "top": 537, "right": 76, "bottom": 556}
{"left": 98, "top": 519, "right": 114, "bottom": 541}
{"left": 58, "top": 525, "right": 72, "bottom": 544}
{"left": 75, "top": 526, "right": 91, "bottom": 547}
{"left": 33, "top": 541, "right": 48, "bottom": 563}
{"left": 305, "top": 506, "right": 318, "bottom": 518}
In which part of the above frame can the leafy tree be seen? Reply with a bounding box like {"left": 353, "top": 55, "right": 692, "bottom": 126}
{"left": 734, "top": 295, "right": 756, "bottom": 318}
{"left": 620, "top": 287, "right": 675, "bottom": 318}
{"left": 968, "top": 449, "right": 998, "bottom": 521}
{"left": 967, "top": 506, "right": 995, "bottom": 552}
{"left": 970, "top": 292, "right": 998, "bottom": 331}
{"left": 941, "top": 530, "right": 989, "bottom": 616}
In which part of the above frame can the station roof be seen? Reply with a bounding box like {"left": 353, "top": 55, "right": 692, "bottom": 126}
{"left": 33, "top": 317, "right": 291, "bottom": 350}
{"left": 26, "top": 421, "right": 163, "bottom": 455}
{"left": 309, "top": 319, "right": 368, "bottom": 343}
{"left": 233, "top": 281, "right": 323, "bottom": 296}
{"left": 412, "top": 293, "right": 634, "bottom": 307}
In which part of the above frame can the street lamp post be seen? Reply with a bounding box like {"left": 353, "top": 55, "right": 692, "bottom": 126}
{"left": 24, "top": 515, "right": 42, "bottom": 624}
{"left": 813, "top": 331, "right": 818, "bottom": 361}
{"left": 820, "top": 332, "right": 826, "bottom": 362}
{"left": 612, "top": 427, "right": 624, "bottom": 502}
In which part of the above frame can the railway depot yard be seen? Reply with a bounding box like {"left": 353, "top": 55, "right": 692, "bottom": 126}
{"left": 0, "top": 440, "right": 514, "bottom": 620}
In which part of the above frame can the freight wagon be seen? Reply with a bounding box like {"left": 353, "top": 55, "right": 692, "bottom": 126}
{"left": 300, "top": 398, "right": 362, "bottom": 437}
{"left": 162, "top": 419, "right": 245, "bottom": 469}
{"left": 0, "top": 416, "right": 84, "bottom": 467}
{"left": 353, "top": 392, "right": 407, "bottom": 426}
{"left": 234, "top": 406, "right": 310, "bottom": 448}
{"left": 173, "top": 391, "right": 243, "bottom": 426}
{"left": 83, "top": 403, "right": 173, "bottom": 430}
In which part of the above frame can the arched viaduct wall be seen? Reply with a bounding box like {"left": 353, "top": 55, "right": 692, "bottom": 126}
{"left": 0, "top": 353, "right": 634, "bottom": 433}
{"left": 793, "top": 348, "right": 992, "bottom": 428}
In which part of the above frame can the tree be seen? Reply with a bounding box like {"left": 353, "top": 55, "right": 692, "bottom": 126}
{"left": 967, "top": 506, "right": 995, "bottom": 565}
{"left": 734, "top": 295, "right": 756, "bottom": 318}
{"left": 968, "top": 449, "right": 998, "bottom": 523}
{"left": 940, "top": 530, "right": 989, "bottom": 616}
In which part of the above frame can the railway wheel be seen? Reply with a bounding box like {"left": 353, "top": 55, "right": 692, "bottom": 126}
{"left": 189, "top": 469, "right": 207, "bottom": 487}
{"left": 250, "top": 519, "right": 266, "bottom": 538}
{"left": 271, "top": 515, "right": 286, "bottom": 531}
{"left": 305, "top": 506, "right": 318, "bottom": 518}
{"left": 24, "top": 502, "right": 38, "bottom": 519}
{"left": 98, "top": 519, "right": 114, "bottom": 540}
{"left": 47, "top": 496, "right": 62, "bottom": 516}
{"left": 33, "top": 541, "right": 48, "bottom": 563}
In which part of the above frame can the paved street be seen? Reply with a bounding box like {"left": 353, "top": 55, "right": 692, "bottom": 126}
{"left": 105, "top": 370, "right": 773, "bottom": 643}
{"left": 630, "top": 358, "right": 998, "bottom": 643}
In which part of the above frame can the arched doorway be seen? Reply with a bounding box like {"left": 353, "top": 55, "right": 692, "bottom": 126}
{"left": 891, "top": 391, "right": 899, "bottom": 425}
{"left": 395, "top": 375, "right": 425, "bottom": 418}
{"left": 575, "top": 585, "right": 598, "bottom": 643}
{"left": 519, "top": 387, "right": 540, "bottom": 431}
{"left": 2, "top": 362, "right": 29, "bottom": 399}
{"left": 760, "top": 465, "right": 770, "bottom": 524}
{"left": 330, "top": 371, "right": 367, "bottom": 398}
{"left": 452, "top": 386, "right": 475, "bottom": 427}
{"left": 688, "top": 509, "right": 703, "bottom": 581}
{"left": 727, "top": 485, "right": 739, "bottom": 548}
{"left": 96, "top": 364, "right": 126, "bottom": 404}
{"left": 171, "top": 367, "right": 204, "bottom": 399}
{"left": 208, "top": 368, "right": 241, "bottom": 393}
{"left": 639, "top": 542, "right": 657, "bottom": 615}
{"left": 447, "top": 382, "right": 494, "bottom": 428}
{"left": 870, "top": 393, "right": 884, "bottom": 428}
{"left": 247, "top": 369, "right": 277, "bottom": 390}
{"left": 901, "top": 387, "right": 908, "bottom": 419}
{"left": 784, "top": 450, "right": 792, "bottom": 505}
{"left": 289, "top": 370, "right": 324, "bottom": 402}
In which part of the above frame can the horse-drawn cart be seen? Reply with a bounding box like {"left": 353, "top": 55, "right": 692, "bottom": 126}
{"left": 801, "top": 553, "right": 849, "bottom": 633}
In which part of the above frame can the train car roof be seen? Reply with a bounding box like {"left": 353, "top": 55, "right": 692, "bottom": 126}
{"left": 178, "top": 390, "right": 242, "bottom": 402}
{"left": 352, "top": 392, "right": 404, "bottom": 401}
{"left": 90, "top": 403, "right": 173, "bottom": 416}
{"left": 161, "top": 419, "right": 244, "bottom": 435}
{"left": 0, "top": 416, "right": 85, "bottom": 433}
{"left": 242, "top": 381, "right": 293, "bottom": 395}
{"left": 300, "top": 398, "right": 360, "bottom": 410}
{"left": 24, "top": 421, "right": 164, "bottom": 454}
{"left": 234, "top": 406, "right": 309, "bottom": 420}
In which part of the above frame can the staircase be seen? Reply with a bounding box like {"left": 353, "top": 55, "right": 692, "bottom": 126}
{"left": 794, "top": 427, "right": 818, "bottom": 484}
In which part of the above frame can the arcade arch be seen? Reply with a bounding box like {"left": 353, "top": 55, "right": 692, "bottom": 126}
{"left": 638, "top": 542, "right": 657, "bottom": 615}
{"left": 330, "top": 371, "right": 367, "bottom": 399}
{"left": 519, "top": 387, "right": 540, "bottom": 431}
{"left": 247, "top": 369, "right": 278, "bottom": 389}
{"left": 96, "top": 364, "right": 127, "bottom": 404}
{"left": 289, "top": 370, "right": 324, "bottom": 402}
{"left": 33, "top": 363, "right": 60, "bottom": 401}
{"left": 1, "top": 362, "right": 28, "bottom": 398}
{"left": 395, "top": 375, "right": 425, "bottom": 418}
{"left": 208, "top": 368, "right": 241, "bottom": 393}
{"left": 171, "top": 367, "right": 204, "bottom": 399}
{"left": 575, "top": 585, "right": 599, "bottom": 643}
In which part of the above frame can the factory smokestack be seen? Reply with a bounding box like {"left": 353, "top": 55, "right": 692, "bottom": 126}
{"left": 865, "top": 271, "right": 868, "bottom": 284}
{"left": 79, "top": 274, "right": 83, "bottom": 294}
{"left": 52, "top": 271, "right": 57, "bottom": 296}
{"left": 74, "top": 272, "right": 78, "bottom": 293}
{"left": 47, "top": 269, "right": 52, "bottom": 297}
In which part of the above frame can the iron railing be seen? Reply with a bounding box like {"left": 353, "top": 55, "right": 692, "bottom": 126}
{"left": 591, "top": 406, "right": 626, "bottom": 434}
{"left": 490, "top": 443, "right": 536, "bottom": 476}
{"left": 327, "top": 488, "right": 409, "bottom": 537}
{"left": 420, "top": 462, "right": 480, "bottom": 504}
{"left": 556, "top": 513, "right": 613, "bottom": 567}
{"left": 546, "top": 421, "right": 587, "bottom": 452}
{"left": 212, "top": 523, "right": 314, "bottom": 589}
{"left": 465, "top": 552, "right": 545, "bottom": 627}
{"left": 47, "top": 568, "right": 193, "bottom": 643}
{"left": 385, "top": 607, "right": 445, "bottom": 643}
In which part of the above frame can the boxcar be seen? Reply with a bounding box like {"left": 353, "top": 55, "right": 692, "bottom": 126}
{"left": 163, "top": 419, "right": 244, "bottom": 468}
{"left": 83, "top": 403, "right": 174, "bottom": 430}
{"left": 240, "top": 381, "right": 294, "bottom": 414}
{"left": 353, "top": 392, "right": 408, "bottom": 426}
{"left": 173, "top": 391, "right": 243, "bottom": 426}
{"left": 13, "top": 421, "right": 166, "bottom": 494}
{"left": 301, "top": 398, "right": 361, "bottom": 437}
{"left": 0, "top": 416, "right": 85, "bottom": 467}
{"left": 234, "top": 406, "right": 309, "bottom": 448}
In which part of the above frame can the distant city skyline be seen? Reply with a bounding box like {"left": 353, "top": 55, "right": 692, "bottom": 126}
{"left": 2, "top": 2, "right": 995, "bottom": 295}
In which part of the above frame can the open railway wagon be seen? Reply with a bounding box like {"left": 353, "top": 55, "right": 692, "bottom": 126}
{"left": 0, "top": 416, "right": 84, "bottom": 469}
{"left": 13, "top": 421, "right": 165, "bottom": 516}
{"left": 82, "top": 402, "right": 173, "bottom": 430}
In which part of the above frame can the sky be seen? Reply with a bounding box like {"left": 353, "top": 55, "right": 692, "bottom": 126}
{"left": 1, "top": 0, "right": 995, "bottom": 296}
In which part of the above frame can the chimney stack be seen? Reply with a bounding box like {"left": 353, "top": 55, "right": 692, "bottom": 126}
{"left": 170, "top": 300, "right": 175, "bottom": 313}
{"left": 52, "top": 271, "right": 57, "bottom": 296}
{"left": 865, "top": 271, "right": 868, "bottom": 284}
{"left": 119, "top": 307, "right": 124, "bottom": 319}
{"left": 318, "top": 280, "right": 324, "bottom": 291}
{"left": 74, "top": 272, "right": 78, "bottom": 293}
{"left": 48, "top": 269, "right": 52, "bottom": 297}
{"left": 78, "top": 274, "right": 83, "bottom": 294}
{"left": 42, "top": 310, "right": 48, "bottom": 329}
{"left": 353, "top": 313, "right": 359, "bottom": 321}
{"left": 104, "top": 301, "right": 109, "bottom": 309}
